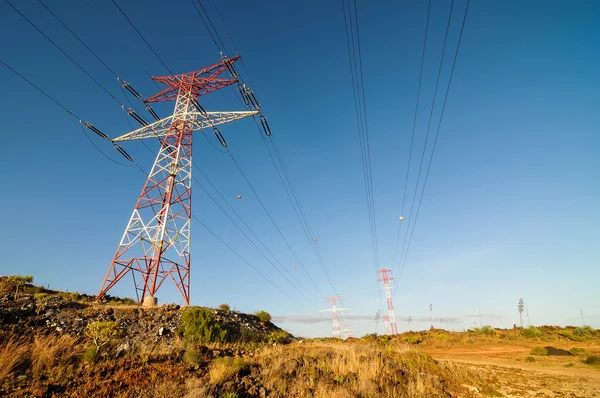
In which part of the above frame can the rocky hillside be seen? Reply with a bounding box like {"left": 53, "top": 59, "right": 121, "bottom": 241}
{"left": 0, "top": 277, "right": 497, "bottom": 397}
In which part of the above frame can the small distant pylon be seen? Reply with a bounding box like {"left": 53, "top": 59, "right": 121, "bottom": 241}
{"left": 377, "top": 269, "right": 397, "bottom": 335}
{"left": 320, "top": 295, "right": 349, "bottom": 338}
{"left": 383, "top": 315, "right": 390, "bottom": 335}
{"left": 518, "top": 298, "right": 525, "bottom": 328}
{"left": 342, "top": 324, "right": 353, "bottom": 339}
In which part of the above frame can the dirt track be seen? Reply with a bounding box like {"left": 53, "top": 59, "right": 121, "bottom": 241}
{"left": 422, "top": 343, "right": 600, "bottom": 397}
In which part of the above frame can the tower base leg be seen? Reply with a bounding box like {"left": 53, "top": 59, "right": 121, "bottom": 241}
{"left": 143, "top": 296, "right": 158, "bottom": 307}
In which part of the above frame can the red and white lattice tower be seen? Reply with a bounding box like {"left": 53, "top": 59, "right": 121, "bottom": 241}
{"left": 320, "top": 295, "right": 349, "bottom": 338}
{"left": 377, "top": 269, "right": 398, "bottom": 335}
{"left": 342, "top": 324, "right": 353, "bottom": 339}
{"left": 97, "top": 56, "right": 257, "bottom": 305}
{"left": 383, "top": 315, "right": 390, "bottom": 335}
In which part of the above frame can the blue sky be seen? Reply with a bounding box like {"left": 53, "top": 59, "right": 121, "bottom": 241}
{"left": 0, "top": 0, "right": 598, "bottom": 338}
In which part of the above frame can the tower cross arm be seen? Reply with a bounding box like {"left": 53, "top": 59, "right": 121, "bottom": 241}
{"left": 112, "top": 111, "right": 259, "bottom": 142}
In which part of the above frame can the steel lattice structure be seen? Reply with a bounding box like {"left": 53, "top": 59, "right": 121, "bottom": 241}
{"left": 377, "top": 269, "right": 398, "bottom": 335}
{"left": 98, "top": 56, "right": 257, "bottom": 305}
{"left": 320, "top": 295, "right": 348, "bottom": 338}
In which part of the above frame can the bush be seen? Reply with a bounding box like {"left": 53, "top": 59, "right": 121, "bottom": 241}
{"left": 218, "top": 304, "right": 230, "bottom": 311}
{"left": 530, "top": 347, "right": 548, "bottom": 356}
{"left": 179, "top": 307, "right": 227, "bottom": 344}
{"left": 584, "top": 355, "right": 600, "bottom": 366}
{"left": 521, "top": 326, "right": 542, "bottom": 338}
{"left": 6, "top": 275, "right": 34, "bottom": 298}
{"left": 184, "top": 349, "right": 203, "bottom": 366}
{"left": 525, "top": 356, "right": 536, "bottom": 362}
{"left": 82, "top": 346, "right": 98, "bottom": 363}
{"left": 405, "top": 335, "right": 421, "bottom": 344}
{"left": 267, "top": 330, "right": 292, "bottom": 345}
{"left": 85, "top": 321, "right": 123, "bottom": 353}
{"left": 557, "top": 330, "right": 572, "bottom": 339}
{"left": 574, "top": 326, "right": 596, "bottom": 337}
{"left": 569, "top": 347, "right": 587, "bottom": 357}
{"left": 222, "top": 393, "right": 239, "bottom": 398}
{"left": 255, "top": 310, "right": 271, "bottom": 323}
{"left": 474, "top": 325, "right": 495, "bottom": 335}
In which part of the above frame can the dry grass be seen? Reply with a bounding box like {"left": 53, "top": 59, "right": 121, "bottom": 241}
{"left": 0, "top": 338, "right": 29, "bottom": 384}
{"left": 255, "top": 341, "right": 489, "bottom": 398}
{"left": 30, "top": 334, "right": 81, "bottom": 378}
{"left": 208, "top": 356, "right": 248, "bottom": 384}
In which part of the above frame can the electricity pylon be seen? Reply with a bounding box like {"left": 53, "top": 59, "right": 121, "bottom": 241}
{"left": 377, "top": 269, "right": 397, "bottom": 335}
{"left": 97, "top": 56, "right": 257, "bottom": 305}
{"left": 320, "top": 295, "right": 349, "bottom": 338}
{"left": 383, "top": 315, "right": 390, "bottom": 335}
{"left": 342, "top": 324, "right": 353, "bottom": 339}
{"left": 518, "top": 298, "right": 525, "bottom": 328}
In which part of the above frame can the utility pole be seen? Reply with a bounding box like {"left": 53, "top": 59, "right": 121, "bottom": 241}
{"left": 320, "top": 295, "right": 349, "bottom": 338}
{"left": 429, "top": 304, "right": 433, "bottom": 329}
{"left": 97, "top": 56, "right": 257, "bottom": 305}
{"left": 518, "top": 298, "right": 525, "bottom": 328}
{"left": 377, "top": 269, "right": 397, "bottom": 335}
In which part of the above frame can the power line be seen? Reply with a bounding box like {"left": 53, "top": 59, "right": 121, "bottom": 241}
{"left": 4, "top": 0, "right": 123, "bottom": 107}
{"left": 37, "top": 0, "right": 119, "bottom": 79}
{"left": 395, "top": 0, "right": 456, "bottom": 280}
{"left": 341, "top": 0, "right": 379, "bottom": 275}
{"left": 392, "top": 0, "right": 432, "bottom": 266}
{"left": 397, "top": 0, "right": 471, "bottom": 285}
{"left": 191, "top": 3, "right": 342, "bottom": 301}
{"left": 110, "top": 0, "right": 174, "bottom": 76}
{"left": 0, "top": 57, "right": 133, "bottom": 168}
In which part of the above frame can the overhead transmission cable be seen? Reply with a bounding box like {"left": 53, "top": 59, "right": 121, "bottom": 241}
{"left": 0, "top": 58, "right": 136, "bottom": 168}
{"left": 192, "top": 1, "right": 344, "bottom": 304}
{"left": 108, "top": 2, "right": 323, "bottom": 307}
{"left": 396, "top": 0, "right": 471, "bottom": 286}
{"left": 392, "top": 0, "right": 432, "bottom": 266}
{"left": 341, "top": 0, "right": 380, "bottom": 274}
{"left": 195, "top": 0, "right": 344, "bottom": 302}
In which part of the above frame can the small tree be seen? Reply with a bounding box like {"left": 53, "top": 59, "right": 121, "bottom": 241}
{"left": 179, "top": 308, "right": 227, "bottom": 344}
{"left": 218, "top": 303, "right": 230, "bottom": 311}
{"left": 255, "top": 310, "right": 271, "bottom": 323}
{"left": 6, "top": 275, "right": 33, "bottom": 299}
{"left": 85, "top": 321, "right": 123, "bottom": 354}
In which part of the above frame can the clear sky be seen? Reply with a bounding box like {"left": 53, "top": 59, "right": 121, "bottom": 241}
{"left": 0, "top": 0, "right": 598, "bottom": 338}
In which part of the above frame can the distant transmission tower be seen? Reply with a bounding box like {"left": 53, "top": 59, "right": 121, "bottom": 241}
{"left": 342, "top": 324, "right": 353, "bottom": 339}
{"left": 97, "top": 57, "right": 257, "bottom": 305}
{"left": 518, "top": 298, "right": 525, "bottom": 328}
{"left": 377, "top": 269, "right": 397, "bottom": 335}
{"left": 320, "top": 295, "right": 349, "bottom": 338}
{"left": 429, "top": 304, "right": 433, "bottom": 329}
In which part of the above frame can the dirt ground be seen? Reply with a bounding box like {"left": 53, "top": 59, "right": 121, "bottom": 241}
{"left": 420, "top": 340, "right": 600, "bottom": 397}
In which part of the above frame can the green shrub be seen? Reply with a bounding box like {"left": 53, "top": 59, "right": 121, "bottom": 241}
{"left": 379, "top": 335, "right": 391, "bottom": 343}
{"left": 569, "top": 347, "right": 587, "bottom": 357}
{"left": 184, "top": 349, "right": 203, "bottom": 366}
{"left": 584, "top": 355, "right": 600, "bottom": 366}
{"left": 179, "top": 307, "right": 227, "bottom": 344}
{"left": 6, "top": 275, "right": 34, "bottom": 298}
{"left": 557, "top": 330, "right": 572, "bottom": 339}
{"left": 525, "top": 356, "right": 536, "bottom": 362}
{"left": 405, "top": 335, "right": 421, "bottom": 344}
{"left": 218, "top": 304, "right": 230, "bottom": 311}
{"left": 434, "top": 333, "right": 449, "bottom": 341}
{"left": 239, "top": 327, "right": 263, "bottom": 343}
{"left": 85, "top": 321, "right": 123, "bottom": 353}
{"left": 69, "top": 292, "right": 81, "bottom": 301}
{"left": 564, "top": 362, "right": 574, "bottom": 367}
{"left": 222, "top": 393, "right": 239, "bottom": 398}
{"left": 521, "top": 326, "right": 542, "bottom": 338}
{"left": 474, "top": 325, "right": 495, "bottom": 335}
{"left": 255, "top": 310, "right": 272, "bottom": 323}
{"left": 361, "top": 333, "right": 378, "bottom": 339}
{"left": 267, "top": 330, "right": 291, "bottom": 345}
{"left": 82, "top": 345, "right": 98, "bottom": 363}
{"left": 574, "top": 326, "right": 596, "bottom": 337}
{"left": 530, "top": 347, "right": 548, "bottom": 356}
